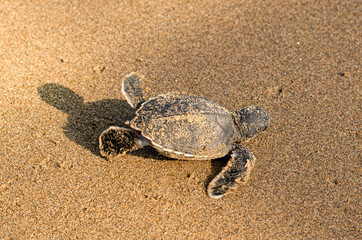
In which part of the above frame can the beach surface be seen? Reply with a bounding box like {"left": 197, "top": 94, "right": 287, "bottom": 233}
{"left": 0, "top": 0, "right": 360, "bottom": 239}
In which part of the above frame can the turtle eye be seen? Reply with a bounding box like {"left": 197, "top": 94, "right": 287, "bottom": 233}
{"left": 260, "top": 126, "right": 268, "bottom": 131}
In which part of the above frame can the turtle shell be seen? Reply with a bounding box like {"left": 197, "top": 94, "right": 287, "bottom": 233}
{"left": 130, "top": 93, "right": 238, "bottom": 160}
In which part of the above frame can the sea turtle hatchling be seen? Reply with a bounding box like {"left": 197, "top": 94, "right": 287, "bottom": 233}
{"left": 99, "top": 73, "right": 271, "bottom": 198}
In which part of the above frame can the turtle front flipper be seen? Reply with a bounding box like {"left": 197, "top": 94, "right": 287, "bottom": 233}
{"left": 99, "top": 126, "right": 150, "bottom": 159}
{"left": 122, "top": 73, "right": 146, "bottom": 108}
{"left": 207, "top": 145, "right": 255, "bottom": 199}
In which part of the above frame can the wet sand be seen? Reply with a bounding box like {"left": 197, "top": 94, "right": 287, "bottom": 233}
{"left": 0, "top": 0, "right": 360, "bottom": 239}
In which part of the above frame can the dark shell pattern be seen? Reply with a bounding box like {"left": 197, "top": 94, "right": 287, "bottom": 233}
{"left": 130, "top": 93, "right": 238, "bottom": 160}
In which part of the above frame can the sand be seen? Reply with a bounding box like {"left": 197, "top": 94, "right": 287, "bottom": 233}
{"left": 0, "top": 0, "right": 360, "bottom": 239}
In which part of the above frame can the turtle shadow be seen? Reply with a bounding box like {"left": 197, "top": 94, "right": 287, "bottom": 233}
{"left": 38, "top": 83, "right": 136, "bottom": 156}
{"left": 38, "top": 83, "right": 174, "bottom": 160}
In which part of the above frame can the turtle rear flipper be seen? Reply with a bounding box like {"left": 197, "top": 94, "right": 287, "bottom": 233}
{"left": 207, "top": 145, "right": 255, "bottom": 199}
{"left": 122, "top": 73, "right": 146, "bottom": 108}
{"left": 99, "top": 126, "right": 150, "bottom": 159}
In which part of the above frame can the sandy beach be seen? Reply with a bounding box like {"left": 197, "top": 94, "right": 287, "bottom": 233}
{"left": 0, "top": 0, "right": 360, "bottom": 239}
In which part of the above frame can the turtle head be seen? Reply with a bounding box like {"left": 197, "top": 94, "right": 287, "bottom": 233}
{"left": 234, "top": 106, "right": 271, "bottom": 140}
